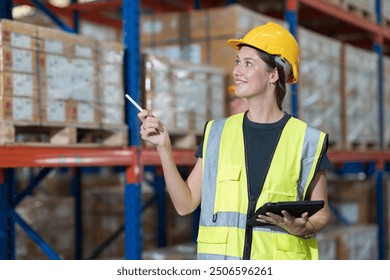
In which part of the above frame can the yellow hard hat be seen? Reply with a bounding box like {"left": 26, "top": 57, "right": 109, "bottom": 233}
{"left": 227, "top": 22, "right": 300, "bottom": 83}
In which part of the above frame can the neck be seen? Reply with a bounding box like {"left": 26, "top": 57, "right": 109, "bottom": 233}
{"left": 246, "top": 94, "right": 284, "bottom": 123}
{"left": 248, "top": 109, "right": 284, "bottom": 123}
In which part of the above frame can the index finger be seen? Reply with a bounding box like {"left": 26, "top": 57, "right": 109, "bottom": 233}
{"left": 137, "top": 110, "right": 152, "bottom": 121}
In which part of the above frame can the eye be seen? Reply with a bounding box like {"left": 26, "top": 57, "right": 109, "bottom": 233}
{"left": 245, "top": 61, "right": 252, "bottom": 67}
{"left": 235, "top": 59, "right": 240, "bottom": 65}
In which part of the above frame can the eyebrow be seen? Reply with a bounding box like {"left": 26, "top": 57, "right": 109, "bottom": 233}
{"left": 236, "top": 55, "right": 256, "bottom": 62}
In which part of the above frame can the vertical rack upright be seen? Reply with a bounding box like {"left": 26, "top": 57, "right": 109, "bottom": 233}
{"left": 287, "top": 0, "right": 389, "bottom": 259}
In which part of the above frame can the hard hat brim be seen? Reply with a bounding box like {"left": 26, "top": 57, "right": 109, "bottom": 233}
{"left": 227, "top": 39, "right": 244, "bottom": 50}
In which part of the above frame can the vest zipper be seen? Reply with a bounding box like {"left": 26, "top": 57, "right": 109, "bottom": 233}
{"left": 242, "top": 128, "right": 254, "bottom": 259}
{"left": 242, "top": 121, "right": 285, "bottom": 259}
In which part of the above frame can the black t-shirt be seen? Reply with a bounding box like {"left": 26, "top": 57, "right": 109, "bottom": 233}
{"left": 195, "top": 112, "right": 331, "bottom": 200}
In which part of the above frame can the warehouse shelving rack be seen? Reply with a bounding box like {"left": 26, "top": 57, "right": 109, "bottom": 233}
{"left": 285, "top": 0, "right": 390, "bottom": 260}
{"left": 1, "top": 0, "right": 389, "bottom": 260}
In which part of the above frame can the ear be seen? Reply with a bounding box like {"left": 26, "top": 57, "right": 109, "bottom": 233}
{"left": 269, "top": 67, "right": 279, "bottom": 84}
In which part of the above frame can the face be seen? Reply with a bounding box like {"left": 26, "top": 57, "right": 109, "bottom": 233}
{"left": 232, "top": 46, "right": 275, "bottom": 98}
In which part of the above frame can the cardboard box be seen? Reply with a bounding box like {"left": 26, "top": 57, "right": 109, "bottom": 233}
{"left": 0, "top": 95, "right": 39, "bottom": 124}
{"left": 37, "top": 25, "right": 97, "bottom": 59}
{"left": 0, "top": 45, "right": 37, "bottom": 73}
{"left": 0, "top": 19, "right": 38, "bottom": 50}
{"left": 98, "top": 41, "right": 124, "bottom": 106}
{"left": 40, "top": 98, "right": 100, "bottom": 128}
{"left": 327, "top": 224, "right": 379, "bottom": 260}
{"left": 343, "top": 44, "right": 379, "bottom": 148}
{"left": 141, "top": 4, "right": 284, "bottom": 85}
{"left": 298, "top": 27, "right": 343, "bottom": 147}
{"left": 16, "top": 196, "right": 74, "bottom": 260}
{"left": 142, "top": 54, "right": 225, "bottom": 135}
{"left": 39, "top": 53, "right": 97, "bottom": 101}
{"left": 0, "top": 71, "right": 38, "bottom": 98}
{"left": 327, "top": 178, "right": 376, "bottom": 224}
{"left": 100, "top": 103, "right": 125, "bottom": 127}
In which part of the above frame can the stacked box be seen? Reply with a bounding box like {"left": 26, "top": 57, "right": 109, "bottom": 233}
{"left": 83, "top": 186, "right": 125, "bottom": 259}
{"left": 141, "top": 4, "right": 285, "bottom": 86}
{"left": 326, "top": 224, "right": 379, "bottom": 259}
{"left": 298, "top": 27, "right": 343, "bottom": 147}
{"left": 327, "top": 178, "right": 376, "bottom": 225}
{"left": 343, "top": 44, "right": 379, "bottom": 148}
{"left": 316, "top": 231, "right": 337, "bottom": 260}
{"left": 97, "top": 41, "right": 125, "bottom": 127}
{"left": 0, "top": 19, "right": 40, "bottom": 124}
{"left": 15, "top": 196, "right": 75, "bottom": 260}
{"left": 384, "top": 56, "right": 390, "bottom": 148}
{"left": 142, "top": 54, "right": 225, "bottom": 137}
{"left": 37, "top": 25, "right": 99, "bottom": 128}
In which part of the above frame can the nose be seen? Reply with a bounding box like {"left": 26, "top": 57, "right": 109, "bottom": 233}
{"left": 232, "top": 64, "right": 242, "bottom": 78}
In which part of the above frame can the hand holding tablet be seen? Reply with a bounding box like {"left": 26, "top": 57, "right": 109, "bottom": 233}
{"left": 247, "top": 200, "right": 324, "bottom": 227}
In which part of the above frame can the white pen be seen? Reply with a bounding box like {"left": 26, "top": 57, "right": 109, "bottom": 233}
{"left": 125, "top": 94, "right": 144, "bottom": 112}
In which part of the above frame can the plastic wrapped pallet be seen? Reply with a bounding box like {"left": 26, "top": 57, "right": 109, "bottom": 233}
{"left": 298, "top": 27, "right": 343, "bottom": 148}
{"left": 0, "top": 19, "right": 40, "bottom": 124}
{"left": 142, "top": 54, "right": 225, "bottom": 147}
{"left": 343, "top": 44, "right": 379, "bottom": 149}
{"left": 36, "top": 25, "right": 100, "bottom": 128}
{"left": 141, "top": 4, "right": 285, "bottom": 85}
{"left": 97, "top": 41, "right": 125, "bottom": 128}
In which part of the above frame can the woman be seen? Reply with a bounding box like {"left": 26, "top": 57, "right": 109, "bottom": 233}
{"left": 138, "top": 22, "right": 331, "bottom": 260}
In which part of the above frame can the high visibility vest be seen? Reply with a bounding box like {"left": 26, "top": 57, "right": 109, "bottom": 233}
{"left": 197, "top": 113, "right": 328, "bottom": 260}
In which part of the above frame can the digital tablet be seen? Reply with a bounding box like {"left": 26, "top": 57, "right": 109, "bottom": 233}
{"left": 247, "top": 200, "right": 324, "bottom": 227}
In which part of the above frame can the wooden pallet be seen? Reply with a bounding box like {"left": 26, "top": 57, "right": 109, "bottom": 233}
{"left": 322, "top": 0, "right": 376, "bottom": 21}
{"left": 345, "top": 141, "right": 380, "bottom": 151}
{"left": 344, "top": 3, "right": 376, "bottom": 22}
{"left": 0, "top": 122, "right": 128, "bottom": 147}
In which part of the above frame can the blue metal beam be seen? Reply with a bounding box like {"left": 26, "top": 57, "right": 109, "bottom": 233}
{"left": 71, "top": 168, "right": 82, "bottom": 260}
{"left": 374, "top": 0, "right": 385, "bottom": 260}
{"left": 153, "top": 168, "right": 167, "bottom": 247}
{"left": 71, "top": 0, "right": 80, "bottom": 33}
{"left": 285, "top": 2, "right": 299, "bottom": 118}
{"left": 0, "top": 170, "right": 11, "bottom": 259}
{"left": 123, "top": 0, "right": 142, "bottom": 259}
{"left": 30, "top": 0, "right": 75, "bottom": 33}
{"left": 375, "top": 169, "right": 385, "bottom": 259}
{"left": 124, "top": 180, "right": 142, "bottom": 259}
{"left": 123, "top": 0, "right": 141, "bottom": 147}
{"left": 10, "top": 210, "right": 62, "bottom": 260}
{"left": 0, "top": 0, "right": 13, "bottom": 19}
{"left": 193, "top": 0, "right": 201, "bottom": 9}
{"left": 14, "top": 168, "right": 53, "bottom": 206}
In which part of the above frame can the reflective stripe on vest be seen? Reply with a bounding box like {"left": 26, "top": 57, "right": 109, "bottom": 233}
{"left": 197, "top": 114, "right": 327, "bottom": 260}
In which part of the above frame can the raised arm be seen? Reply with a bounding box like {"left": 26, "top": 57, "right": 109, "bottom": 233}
{"left": 138, "top": 110, "right": 203, "bottom": 215}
